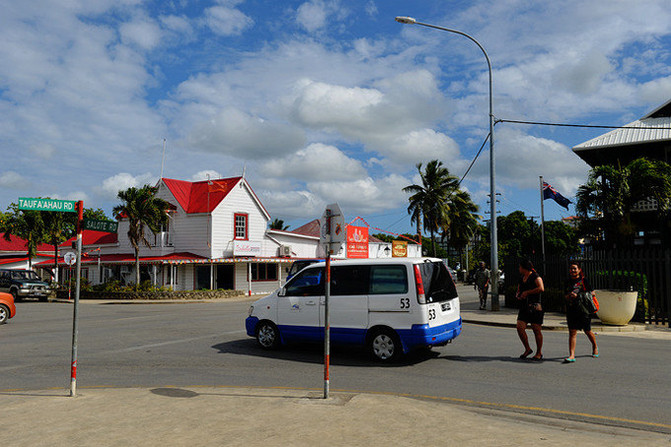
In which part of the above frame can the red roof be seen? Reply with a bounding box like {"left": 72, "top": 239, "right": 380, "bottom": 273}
{"left": 60, "top": 230, "right": 118, "bottom": 248}
{"left": 0, "top": 233, "right": 55, "bottom": 253}
{"left": 0, "top": 256, "right": 52, "bottom": 265}
{"left": 291, "top": 219, "right": 320, "bottom": 237}
{"left": 162, "top": 177, "right": 242, "bottom": 213}
{"left": 289, "top": 220, "right": 383, "bottom": 243}
{"left": 37, "top": 252, "right": 204, "bottom": 266}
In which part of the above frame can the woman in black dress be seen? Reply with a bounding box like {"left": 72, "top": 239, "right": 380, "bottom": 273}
{"left": 516, "top": 259, "right": 545, "bottom": 361}
{"left": 564, "top": 262, "right": 598, "bottom": 363}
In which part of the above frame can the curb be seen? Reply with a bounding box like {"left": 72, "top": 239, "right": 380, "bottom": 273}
{"left": 49, "top": 296, "right": 258, "bottom": 305}
{"left": 462, "top": 317, "right": 649, "bottom": 333}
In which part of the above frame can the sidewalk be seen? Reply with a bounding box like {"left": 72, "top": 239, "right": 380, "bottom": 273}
{"left": 456, "top": 284, "right": 669, "bottom": 335}
{"left": 1, "top": 386, "right": 668, "bottom": 447}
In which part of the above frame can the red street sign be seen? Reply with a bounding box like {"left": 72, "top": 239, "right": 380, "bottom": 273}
{"left": 347, "top": 226, "right": 369, "bottom": 258}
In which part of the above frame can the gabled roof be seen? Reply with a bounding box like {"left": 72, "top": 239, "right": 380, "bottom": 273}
{"left": 288, "top": 219, "right": 383, "bottom": 242}
{"left": 160, "top": 177, "right": 271, "bottom": 219}
{"left": 573, "top": 100, "right": 671, "bottom": 152}
{"left": 0, "top": 233, "right": 55, "bottom": 254}
{"left": 60, "top": 230, "right": 118, "bottom": 248}
{"left": 162, "top": 177, "right": 242, "bottom": 213}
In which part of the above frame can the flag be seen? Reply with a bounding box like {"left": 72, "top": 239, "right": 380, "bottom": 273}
{"left": 542, "top": 182, "right": 572, "bottom": 210}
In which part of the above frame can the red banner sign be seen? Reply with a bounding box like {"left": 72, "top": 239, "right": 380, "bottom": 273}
{"left": 347, "top": 226, "right": 369, "bottom": 258}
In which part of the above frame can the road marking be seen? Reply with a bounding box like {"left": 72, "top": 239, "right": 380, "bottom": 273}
{"left": 95, "top": 330, "right": 246, "bottom": 354}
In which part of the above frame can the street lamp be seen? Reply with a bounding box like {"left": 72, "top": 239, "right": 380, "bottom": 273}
{"left": 395, "top": 16, "right": 499, "bottom": 310}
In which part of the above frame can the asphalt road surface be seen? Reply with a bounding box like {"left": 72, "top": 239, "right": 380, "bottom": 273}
{"left": 2, "top": 293, "right": 670, "bottom": 432}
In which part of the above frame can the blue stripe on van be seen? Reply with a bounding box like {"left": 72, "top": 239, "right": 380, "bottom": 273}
{"left": 248, "top": 316, "right": 462, "bottom": 354}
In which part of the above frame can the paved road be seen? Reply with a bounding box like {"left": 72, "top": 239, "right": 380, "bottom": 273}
{"left": 2, "top": 294, "right": 670, "bottom": 431}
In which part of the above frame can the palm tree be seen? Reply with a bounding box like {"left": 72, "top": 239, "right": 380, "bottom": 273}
{"left": 443, "top": 189, "right": 480, "bottom": 263}
{"left": 1, "top": 205, "right": 45, "bottom": 269}
{"left": 269, "top": 218, "right": 289, "bottom": 231}
{"left": 576, "top": 157, "right": 671, "bottom": 246}
{"left": 403, "top": 160, "right": 459, "bottom": 256}
{"left": 113, "top": 185, "right": 170, "bottom": 288}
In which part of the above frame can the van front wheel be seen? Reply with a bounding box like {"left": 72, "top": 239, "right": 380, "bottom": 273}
{"left": 256, "top": 321, "right": 280, "bottom": 350}
{"left": 368, "top": 329, "right": 400, "bottom": 362}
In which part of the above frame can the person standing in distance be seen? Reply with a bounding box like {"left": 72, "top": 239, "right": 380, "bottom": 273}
{"left": 474, "top": 261, "right": 490, "bottom": 311}
{"left": 516, "top": 259, "right": 545, "bottom": 361}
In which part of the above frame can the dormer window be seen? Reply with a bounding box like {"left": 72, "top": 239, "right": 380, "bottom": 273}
{"left": 234, "top": 213, "right": 248, "bottom": 240}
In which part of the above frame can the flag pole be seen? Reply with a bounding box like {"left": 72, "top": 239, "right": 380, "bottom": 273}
{"left": 539, "top": 176, "right": 546, "bottom": 264}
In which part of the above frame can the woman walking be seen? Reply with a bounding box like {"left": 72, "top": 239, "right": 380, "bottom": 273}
{"left": 516, "top": 259, "right": 545, "bottom": 361}
{"left": 564, "top": 262, "right": 599, "bottom": 363}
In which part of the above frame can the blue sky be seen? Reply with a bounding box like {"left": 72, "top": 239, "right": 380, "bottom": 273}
{"left": 2, "top": 0, "right": 671, "bottom": 235}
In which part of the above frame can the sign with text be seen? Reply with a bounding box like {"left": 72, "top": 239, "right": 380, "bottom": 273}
{"left": 392, "top": 240, "right": 408, "bottom": 257}
{"left": 18, "top": 198, "right": 76, "bottom": 213}
{"left": 320, "top": 203, "right": 345, "bottom": 245}
{"left": 346, "top": 226, "right": 369, "bottom": 259}
{"left": 82, "top": 218, "right": 118, "bottom": 233}
{"left": 233, "top": 240, "right": 262, "bottom": 257}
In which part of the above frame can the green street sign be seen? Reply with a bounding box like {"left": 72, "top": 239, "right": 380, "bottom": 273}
{"left": 82, "top": 218, "right": 118, "bottom": 233}
{"left": 18, "top": 197, "right": 76, "bottom": 213}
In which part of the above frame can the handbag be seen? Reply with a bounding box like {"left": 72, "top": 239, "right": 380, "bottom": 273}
{"left": 579, "top": 290, "right": 599, "bottom": 314}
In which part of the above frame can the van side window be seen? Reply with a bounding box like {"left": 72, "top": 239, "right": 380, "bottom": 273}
{"left": 331, "top": 266, "right": 370, "bottom": 296}
{"left": 285, "top": 268, "right": 324, "bottom": 296}
{"left": 370, "top": 266, "right": 408, "bottom": 295}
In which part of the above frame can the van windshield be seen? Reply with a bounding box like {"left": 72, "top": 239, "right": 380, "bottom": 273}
{"left": 417, "top": 262, "right": 458, "bottom": 303}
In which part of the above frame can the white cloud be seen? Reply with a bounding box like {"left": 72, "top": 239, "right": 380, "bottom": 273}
{"left": 259, "top": 189, "right": 324, "bottom": 219}
{"left": 204, "top": 4, "right": 253, "bottom": 36}
{"left": 186, "top": 107, "right": 305, "bottom": 159}
{"left": 467, "top": 128, "right": 589, "bottom": 196}
{"left": 308, "top": 174, "right": 411, "bottom": 214}
{"left": 101, "top": 172, "right": 156, "bottom": 199}
{"left": 260, "top": 143, "right": 367, "bottom": 181}
{"left": 0, "top": 171, "right": 26, "bottom": 189}
{"left": 29, "top": 144, "right": 55, "bottom": 159}
{"left": 191, "top": 170, "right": 223, "bottom": 181}
{"left": 296, "top": 1, "right": 328, "bottom": 32}
{"left": 119, "top": 19, "right": 162, "bottom": 51}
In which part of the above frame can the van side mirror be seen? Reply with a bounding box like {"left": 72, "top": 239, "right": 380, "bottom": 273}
{"left": 278, "top": 287, "right": 286, "bottom": 297}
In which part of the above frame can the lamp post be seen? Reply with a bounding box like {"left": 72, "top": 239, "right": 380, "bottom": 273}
{"left": 395, "top": 16, "right": 499, "bottom": 310}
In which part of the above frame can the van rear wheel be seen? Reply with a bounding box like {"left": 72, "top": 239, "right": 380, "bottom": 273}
{"left": 368, "top": 329, "right": 400, "bottom": 362}
{"left": 256, "top": 321, "right": 280, "bottom": 350}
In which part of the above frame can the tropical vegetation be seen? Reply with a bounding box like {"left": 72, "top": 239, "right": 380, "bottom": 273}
{"left": 113, "top": 185, "right": 170, "bottom": 289}
{"left": 269, "top": 218, "right": 289, "bottom": 231}
{"left": 403, "top": 160, "right": 478, "bottom": 257}
{"left": 576, "top": 157, "right": 671, "bottom": 246}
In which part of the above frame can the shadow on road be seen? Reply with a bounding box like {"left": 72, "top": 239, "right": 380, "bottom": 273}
{"left": 211, "top": 338, "right": 440, "bottom": 367}
{"left": 443, "top": 355, "right": 573, "bottom": 364}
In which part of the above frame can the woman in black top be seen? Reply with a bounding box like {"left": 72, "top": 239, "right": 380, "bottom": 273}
{"left": 564, "top": 262, "right": 598, "bottom": 363}
{"left": 516, "top": 259, "right": 545, "bottom": 360}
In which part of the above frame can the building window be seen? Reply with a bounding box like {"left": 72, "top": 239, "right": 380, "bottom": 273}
{"left": 251, "top": 263, "right": 277, "bottom": 282}
{"left": 234, "top": 213, "right": 248, "bottom": 240}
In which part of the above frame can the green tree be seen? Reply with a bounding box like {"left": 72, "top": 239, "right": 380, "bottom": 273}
{"left": 442, "top": 189, "right": 479, "bottom": 266}
{"left": 112, "top": 185, "right": 170, "bottom": 288}
{"left": 1, "top": 204, "right": 45, "bottom": 269}
{"left": 576, "top": 157, "right": 671, "bottom": 246}
{"left": 403, "top": 160, "right": 459, "bottom": 256}
{"left": 269, "top": 218, "right": 289, "bottom": 231}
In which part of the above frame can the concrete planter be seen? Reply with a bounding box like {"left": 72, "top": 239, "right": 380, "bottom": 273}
{"left": 595, "top": 289, "right": 638, "bottom": 326}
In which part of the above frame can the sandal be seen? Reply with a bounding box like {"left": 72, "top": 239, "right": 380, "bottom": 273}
{"left": 519, "top": 349, "right": 533, "bottom": 359}
{"left": 532, "top": 355, "right": 543, "bottom": 361}
{"left": 563, "top": 358, "right": 576, "bottom": 363}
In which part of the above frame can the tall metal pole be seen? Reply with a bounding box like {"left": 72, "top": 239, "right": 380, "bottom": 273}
{"left": 70, "top": 200, "right": 84, "bottom": 397}
{"left": 540, "top": 176, "right": 546, "bottom": 264}
{"left": 323, "top": 211, "right": 332, "bottom": 399}
{"left": 395, "top": 17, "right": 498, "bottom": 309}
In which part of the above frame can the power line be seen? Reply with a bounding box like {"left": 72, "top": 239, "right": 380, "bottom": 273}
{"left": 495, "top": 118, "right": 671, "bottom": 130}
{"left": 458, "top": 132, "right": 490, "bottom": 186}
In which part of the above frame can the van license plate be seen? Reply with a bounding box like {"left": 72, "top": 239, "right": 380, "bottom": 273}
{"left": 441, "top": 302, "right": 451, "bottom": 312}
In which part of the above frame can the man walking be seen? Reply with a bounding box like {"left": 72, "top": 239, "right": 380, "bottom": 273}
{"left": 474, "top": 261, "right": 490, "bottom": 310}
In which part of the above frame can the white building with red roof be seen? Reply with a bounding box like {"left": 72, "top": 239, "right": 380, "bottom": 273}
{"left": 0, "top": 233, "right": 54, "bottom": 270}
{"left": 39, "top": 176, "right": 418, "bottom": 294}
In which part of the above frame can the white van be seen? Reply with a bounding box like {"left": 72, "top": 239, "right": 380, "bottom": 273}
{"left": 245, "top": 258, "right": 461, "bottom": 362}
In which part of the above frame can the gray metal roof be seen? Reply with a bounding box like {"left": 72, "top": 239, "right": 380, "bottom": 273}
{"left": 573, "top": 116, "right": 671, "bottom": 151}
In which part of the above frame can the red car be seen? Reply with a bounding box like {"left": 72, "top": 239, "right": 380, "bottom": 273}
{"left": 0, "top": 292, "right": 16, "bottom": 324}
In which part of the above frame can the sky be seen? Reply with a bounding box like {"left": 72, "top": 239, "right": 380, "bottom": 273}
{"left": 2, "top": 0, "right": 671, "bottom": 235}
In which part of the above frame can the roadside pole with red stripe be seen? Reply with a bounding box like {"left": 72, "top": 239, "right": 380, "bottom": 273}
{"left": 324, "top": 252, "right": 331, "bottom": 399}
{"left": 69, "top": 201, "right": 83, "bottom": 397}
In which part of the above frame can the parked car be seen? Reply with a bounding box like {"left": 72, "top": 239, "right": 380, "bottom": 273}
{"left": 285, "top": 259, "right": 322, "bottom": 280}
{"left": 0, "top": 292, "right": 16, "bottom": 324}
{"left": 247, "top": 258, "right": 462, "bottom": 362}
{"left": 0, "top": 269, "right": 51, "bottom": 302}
